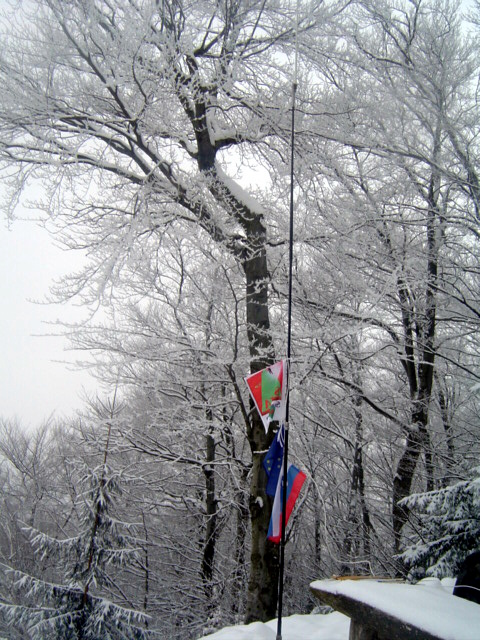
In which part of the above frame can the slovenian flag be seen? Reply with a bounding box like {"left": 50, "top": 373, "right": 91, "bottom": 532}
{"left": 267, "top": 463, "right": 306, "bottom": 544}
{"left": 245, "top": 360, "right": 287, "bottom": 433}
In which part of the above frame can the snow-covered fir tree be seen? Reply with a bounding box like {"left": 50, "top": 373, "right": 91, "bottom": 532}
{"left": 0, "top": 419, "right": 152, "bottom": 639}
{"left": 399, "top": 468, "right": 480, "bottom": 581}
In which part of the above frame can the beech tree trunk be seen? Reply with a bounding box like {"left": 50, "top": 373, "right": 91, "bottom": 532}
{"left": 242, "top": 215, "right": 279, "bottom": 623}
{"left": 201, "top": 427, "right": 217, "bottom": 606}
{"left": 185, "top": 63, "right": 280, "bottom": 619}
{"left": 392, "top": 142, "right": 440, "bottom": 553}
{"left": 341, "top": 399, "right": 372, "bottom": 574}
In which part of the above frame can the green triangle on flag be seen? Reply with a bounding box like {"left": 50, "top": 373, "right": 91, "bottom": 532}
{"left": 245, "top": 360, "right": 287, "bottom": 432}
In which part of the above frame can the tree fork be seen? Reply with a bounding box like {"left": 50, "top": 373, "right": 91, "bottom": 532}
{"left": 186, "top": 66, "right": 279, "bottom": 621}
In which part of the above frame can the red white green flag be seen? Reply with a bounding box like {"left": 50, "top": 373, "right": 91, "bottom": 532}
{"left": 245, "top": 360, "right": 287, "bottom": 433}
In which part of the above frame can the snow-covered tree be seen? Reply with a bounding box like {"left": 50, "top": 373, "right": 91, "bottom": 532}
{"left": 296, "top": 0, "right": 480, "bottom": 555}
{"left": 399, "top": 468, "right": 480, "bottom": 580}
{"left": 0, "top": 0, "right": 335, "bottom": 620}
{"left": 1, "top": 0, "right": 480, "bottom": 625}
{"left": 0, "top": 419, "right": 63, "bottom": 578}
{"left": 0, "top": 409, "right": 151, "bottom": 639}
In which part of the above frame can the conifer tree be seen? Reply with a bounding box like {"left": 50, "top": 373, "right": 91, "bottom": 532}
{"left": 399, "top": 468, "right": 480, "bottom": 581}
{"left": 0, "top": 420, "right": 151, "bottom": 639}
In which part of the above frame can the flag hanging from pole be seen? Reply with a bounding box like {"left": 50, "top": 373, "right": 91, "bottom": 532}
{"left": 263, "top": 424, "right": 285, "bottom": 497}
{"left": 244, "top": 360, "right": 287, "bottom": 433}
{"left": 267, "top": 463, "right": 306, "bottom": 544}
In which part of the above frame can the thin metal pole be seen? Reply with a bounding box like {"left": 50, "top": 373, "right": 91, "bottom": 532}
{"left": 276, "top": 73, "right": 297, "bottom": 640}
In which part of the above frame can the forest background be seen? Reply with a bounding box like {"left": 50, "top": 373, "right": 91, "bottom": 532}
{"left": 0, "top": 0, "right": 480, "bottom": 638}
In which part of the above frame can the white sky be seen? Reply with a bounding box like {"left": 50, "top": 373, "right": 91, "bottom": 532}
{"left": 0, "top": 217, "right": 97, "bottom": 427}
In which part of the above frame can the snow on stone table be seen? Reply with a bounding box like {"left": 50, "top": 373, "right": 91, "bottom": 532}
{"left": 310, "top": 577, "right": 480, "bottom": 640}
{"left": 199, "top": 611, "right": 350, "bottom": 640}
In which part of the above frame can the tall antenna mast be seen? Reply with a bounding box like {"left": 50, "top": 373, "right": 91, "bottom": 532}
{"left": 276, "top": 2, "right": 298, "bottom": 638}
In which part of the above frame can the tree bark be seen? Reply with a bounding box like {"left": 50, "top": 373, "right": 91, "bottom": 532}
{"left": 201, "top": 428, "right": 217, "bottom": 607}
{"left": 242, "top": 216, "right": 280, "bottom": 623}
{"left": 231, "top": 467, "right": 249, "bottom": 616}
{"left": 244, "top": 414, "right": 279, "bottom": 623}
{"left": 341, "top": 397, "right": 372, "bottom": 574}
{"left": 392, "top": 149, "right": 440, "bottom": 552}
{"left": 183, "top": 67, "right": 279, "bottom": 621}
{"left": 437, "top": 382, "right": 456, "bottom": 486}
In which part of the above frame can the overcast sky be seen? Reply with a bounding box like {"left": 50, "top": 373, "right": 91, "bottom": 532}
{"left": 0, "top": 216, "right": 98, "bottom": 427}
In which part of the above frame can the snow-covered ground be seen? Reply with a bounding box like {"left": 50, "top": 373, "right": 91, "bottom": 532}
{"left": 200, "top": 577, "right": 480, "bottom": 640}
{"left": 200, "top": 611, "right": 350, "bottom": 640}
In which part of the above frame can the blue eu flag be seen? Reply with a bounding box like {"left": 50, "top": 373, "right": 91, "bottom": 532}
{"left": 263, "top": 424, "right": 285, "bottom": 497}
